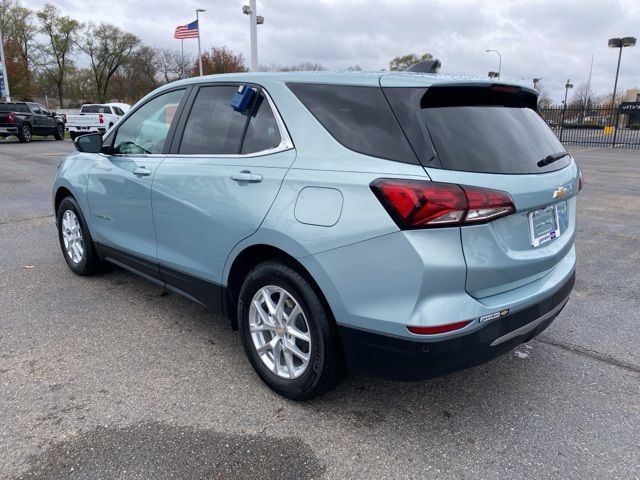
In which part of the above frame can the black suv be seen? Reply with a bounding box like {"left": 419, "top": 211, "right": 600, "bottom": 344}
{"left": 0, "top": 102, "right": 65, "bottom": 143}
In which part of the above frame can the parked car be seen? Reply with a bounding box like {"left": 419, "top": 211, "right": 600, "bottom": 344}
{"left": 0, "top": 101, "right": 65, "bottom": 142}
{"left": 53, "top": 72, "right": 581, "bottom": 399}
{"left": 64, "top": 103, "right": 129, "bottom": 140}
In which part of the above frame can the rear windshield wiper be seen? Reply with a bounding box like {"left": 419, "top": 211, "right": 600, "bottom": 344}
{"left": 537, "top": 151, "right": 570, "bottom": 167}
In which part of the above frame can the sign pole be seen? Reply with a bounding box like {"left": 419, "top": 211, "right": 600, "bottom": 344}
{"left": 0, "top": 27, "right": 11, "bottom": 101}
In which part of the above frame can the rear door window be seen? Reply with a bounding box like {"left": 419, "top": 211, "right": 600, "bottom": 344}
{"left": 384, "top": 85, "right": 570, "bottom": 174}
{"left": 288, "top": 83, "right": 418, "bottom": 164}
{"left": 178, "top": 85, "right": 283, "bottom": 155}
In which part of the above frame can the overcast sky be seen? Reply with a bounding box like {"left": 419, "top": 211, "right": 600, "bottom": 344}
{"left": 22, "top": 0, "right": 640, "bottom": 103}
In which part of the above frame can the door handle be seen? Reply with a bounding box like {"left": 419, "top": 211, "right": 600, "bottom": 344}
{"left": 134, "top": 166, "right": 152, "bottom": 176}
{"left": 230, "top": 170, "right": 263, "bottom": 183}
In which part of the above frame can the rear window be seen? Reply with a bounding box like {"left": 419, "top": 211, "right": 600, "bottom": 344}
{"left": 0, "top": 104, "right": 28, "bottom": 112}
{"left": 384, "top": 86, "right": 570, "bottom": 174}
{"left": 81, "top": 105, "right": 110, "bottom": 114}
{"left": 288, "top": 83, "right": 418, "bottom": 164}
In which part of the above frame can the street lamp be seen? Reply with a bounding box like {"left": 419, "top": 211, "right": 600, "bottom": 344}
{"left": 243, "top": 0, "right": 264, "bottom": 70}
{"left": 196, "top": 8, "right": 206, "bottom": 76}
{"left": 533, "top": 77, "right": 543, "bottom": 91}
{"left": 563, "top": 80, "right": 573, "bottom": 106}
{"left": 608, "top": 36, "right": 636, "bottom": 105}
{"left": 485, "top": 49, "right": 501, "bottom": 79}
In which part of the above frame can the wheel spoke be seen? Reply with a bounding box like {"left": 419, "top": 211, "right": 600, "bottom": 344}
{"left": 272, "top": 341, "right": 283, "bottom": 375}
{"left": 286, "top": 342, "right": 309, "bottom": 363}
{"left": 256, "top": 335, "right": 279, "bottom": 355}
{"left": 284, "top": 304, "right": 302, "bottom": 326}
{"left": 284, "top": 351, "right": 296, "bottom": 379}
{"left": 275, "top": 291, "right": 287, "bottom": 321}
{"left": 287, "top": 325, "right": 310, "bottom": 343}
{"left": 252, "top": 299, "right": 271, "bottom": 325}
{"left": 260, "top": 288, "right": 277, "bottom": 315}
{"left": 250, "top": 322, "right": 274, "bottom": 333}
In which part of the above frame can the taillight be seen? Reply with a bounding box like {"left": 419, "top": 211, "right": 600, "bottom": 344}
{"left": 407, "top": 320, "right": 471, "bottom": 335}
{"left": 370, "top": 179, "right": 515, "bottom": 229}
{"left": 578, "top": 170, "right": 584, "bottom": 191}
{"left": 99, "top": 114, "right": 104, "bottom": 124}
{"left": 7, "top": 113, "right": 14, "bottom": 124}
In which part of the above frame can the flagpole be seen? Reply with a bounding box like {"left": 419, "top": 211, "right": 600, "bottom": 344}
{"left": 196, "top": 8, "right": 205, "bottom": 76}
{"left": 181, "top": 39, "right": 184, "bottom": 78}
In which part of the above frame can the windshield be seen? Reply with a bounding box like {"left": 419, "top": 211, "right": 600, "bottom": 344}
{"left": 384, "top": 86, "right": 571, "bottom": 174}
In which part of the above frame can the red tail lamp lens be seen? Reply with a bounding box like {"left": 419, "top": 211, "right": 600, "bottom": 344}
{"left": 371, "top": 179, "right": 515, "bottom": 229}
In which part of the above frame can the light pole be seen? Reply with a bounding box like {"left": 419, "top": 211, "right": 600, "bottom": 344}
{"left": 608, "top": 37, "right": 636, "bottom": 106}
{"left": 196, "top": 8, "right": 206, "bottom": 76}
{"left": 560, "top": 79, "right": 573, "bottom": 142}
{"left": 485, "top": 49, "right": 501, "bottom": 79}
{"left": 488, "top": 71, "right": 499, "bottom": 79}
{"left": 243, "top": 1, "right": 264, "bottom": 71}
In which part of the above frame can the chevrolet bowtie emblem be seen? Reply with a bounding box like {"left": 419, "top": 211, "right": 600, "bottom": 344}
{"left": 553, "top": 186, "right": 567, "bottom": 199}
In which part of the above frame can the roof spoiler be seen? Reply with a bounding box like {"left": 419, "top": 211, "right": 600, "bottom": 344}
{"left": 406, "top": 59, "right": 441, "bottom": 74}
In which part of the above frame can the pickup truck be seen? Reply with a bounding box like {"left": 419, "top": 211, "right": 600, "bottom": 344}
{"left": 0, "top": 102, "right": 65, "bottom": 143}
{"left": 65, "top": 103, "right": 129, "bottom": 140}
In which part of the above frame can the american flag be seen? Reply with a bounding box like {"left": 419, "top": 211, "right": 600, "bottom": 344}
{"left": 174, "top": 20, "right": 199, "bottom": 39}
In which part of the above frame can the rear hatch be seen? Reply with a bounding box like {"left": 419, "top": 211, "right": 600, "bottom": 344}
{"left": 382, "top": 79, "right": 580, "bottom": 298}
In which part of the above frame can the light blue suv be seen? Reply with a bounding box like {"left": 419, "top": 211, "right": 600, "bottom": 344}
{"left": 53, "top": 72, "right": 581, "bottom": 399}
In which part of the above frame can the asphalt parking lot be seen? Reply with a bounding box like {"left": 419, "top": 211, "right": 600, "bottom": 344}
{"left": 1, "top": 138, "right": 639, "bottom": 479}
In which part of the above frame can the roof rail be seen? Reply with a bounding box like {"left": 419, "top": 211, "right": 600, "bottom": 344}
{"left": 406, "top": 59, "right": 441, "bottom": 74}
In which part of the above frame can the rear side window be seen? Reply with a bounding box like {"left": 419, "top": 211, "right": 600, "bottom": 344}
{"left": 81, "top": 105, "right": 109, "bottom": 114}
{"left": 179, "top": 85, "right": 282, "bottom": 155}
{"left": 288, "top": 83, "right": 418, "bottom": 164}
{"left": 0, "top": 104, "right": 28, "bottom": 112}
{"left": 384, "top": 86, "right": 570, "bottom": 174}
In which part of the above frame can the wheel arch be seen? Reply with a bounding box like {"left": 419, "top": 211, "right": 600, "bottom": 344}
{"left": 225, "top": 243, "right": 337, "bottom": 332}
{"left": 54, "top": 186, "right": 75, "bottom": 215}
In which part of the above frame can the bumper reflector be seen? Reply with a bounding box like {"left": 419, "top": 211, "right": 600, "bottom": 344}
{"left": 407, "top": 320, "right": 471, "bottom": 335}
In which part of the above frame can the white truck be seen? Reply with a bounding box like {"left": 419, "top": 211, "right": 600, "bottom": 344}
{"left": 65, "top": 103, "right": 129, "bottom": 140}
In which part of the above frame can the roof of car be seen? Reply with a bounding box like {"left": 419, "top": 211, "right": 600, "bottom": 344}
{"left": 167, "top": 71, "right": 531, "bottom": 89}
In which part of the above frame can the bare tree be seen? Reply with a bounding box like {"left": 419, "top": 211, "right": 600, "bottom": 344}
{"left": 570, "top": 82, "right": 596, "bottom": 110}
{"left": 157, "top": 48, "right": 190, "bottom": 83}
{"left": 110, "top": 45, "right": 159, "bottom": 102}
{"left": 36, "top": 3, "right": 81, "bottom": 108}
{"left": 77, "top": 23, "right": 139, "bottom": 102}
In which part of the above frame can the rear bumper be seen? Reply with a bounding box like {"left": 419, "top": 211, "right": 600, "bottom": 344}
{"left": 338, "top": 270, "right": 574, "bottom": 381}
{"left": 0, "top": 127, "right": 18, "bottom": 134}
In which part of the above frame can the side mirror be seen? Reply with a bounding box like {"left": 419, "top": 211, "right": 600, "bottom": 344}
{"left": 50, "top": 111, "right": 57, "bottom": 116}
{"left": 74, "top": 133, "right": 103, "bottom": 153}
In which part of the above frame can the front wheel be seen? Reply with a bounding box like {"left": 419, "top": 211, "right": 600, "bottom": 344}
{"left": 238, "top": 260, "right": 345, "bottom": 400}
{"left": 54, "top": 124, "right": 65, "bottom": 140}
{"left": 18, "top": 124, "right": 32, "bottom": 143}
{"left": 56, "top": 196, "right": 101, "bottom": 275}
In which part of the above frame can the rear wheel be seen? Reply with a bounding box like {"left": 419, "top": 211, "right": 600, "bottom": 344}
{"left": 53, "top": 124, "right": 64, "bottom": 140}
{"left": 18, "top": 124, "right": 31, "bottom": 143}
{"left": 238, "top": 260, "right": 345, "bottom": 400}
{"left": 56, "top": 196, "right": 101, "bottom": 275}
{"left": 69, "top": 132, "right": 77, "bottom": 141}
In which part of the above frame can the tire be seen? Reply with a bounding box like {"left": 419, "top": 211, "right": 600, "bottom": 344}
{"left": 69, "top": 132, "right": 77, "bottom": 141}
{"left": 54, "top": 124, "right": 65, "bottom": 140}
{"left": 238, "top": 260, "right": 345, "bottom": 400}
{"left": 18, "top": 124, "right": 32, "bottom": 143}
{"left": 56, "top": 196, "right": 101, "bottom": 276}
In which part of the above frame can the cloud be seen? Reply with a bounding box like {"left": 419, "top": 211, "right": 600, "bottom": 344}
{"left": 21, "top": 0, "right": 640, "bottom": 102}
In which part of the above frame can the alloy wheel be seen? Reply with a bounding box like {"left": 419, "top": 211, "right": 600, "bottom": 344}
{"left": 249, "top": 285, "right": 312, "bottom": 379}
{"left": 61, "top": 210, "right": 84, "bottom": 264}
